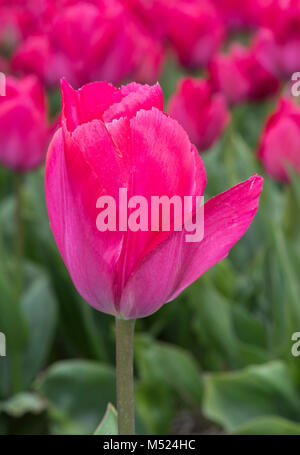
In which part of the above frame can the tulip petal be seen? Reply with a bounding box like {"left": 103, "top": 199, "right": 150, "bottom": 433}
{"left": 103, "top": 82, "right": 163, "bottom": 122}
{"left": 45, "top": 128, "right": 119, "bottom": 315}
{"left": 120, "top": 174, "right": 263, "bottom": 318}
{"left": 108, "top": 108, "right": 206, "bottom": 294}
{"left": 60, "top": 78, "right": 122, "bottom": 132}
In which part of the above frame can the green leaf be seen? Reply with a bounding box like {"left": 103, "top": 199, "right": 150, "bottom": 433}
{"left": 190, "top": 283, "right": 238, "bottom": 365}
{"left": 270, "top": 226, "right": 300, "bottom": 335}
{"left": 209, "top": 259, "right": 237, "bottom": 299}
{"left": 235, "top": 342, "right": 272, "bottom": 368}
{"left": 160, "top": 56, "right": 187, "bottom": 103}
{"left": 234, "top": 416, "right": 300, "bottom": 435}
{"left": 0, "top": 392, "right": 46, "bottom": 418}
{"left": 232, "top": 100, "right": 274, "bottom": 150}
{"left": 232, "top": 305, "right": 267, "bottom": 349}
{"left": 135, "top": 381, "right": 175, "bottom": 435}
{"left": 36, "top": 360, "right": 116, "bottom": 435}
{"left": 136, "top": 337, "right": 203, "bottom": 406}
{"left": 203, "top": 361, "right": 300, "bottom": 432}
{"left": 94, "top": 403, "right": 118, "bottom": 435}
{"left": 0, "top": 264, "right": 28, "bottom": 354}
{"left": 21, "top": 274, "right": 57, "bottom": 387}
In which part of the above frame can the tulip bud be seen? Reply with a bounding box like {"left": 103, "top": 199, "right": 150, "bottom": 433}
{"left": 0, "top": 75, "right": 50, "bottom": 171}
{"left": 258, "top": 97, "right": 300, "bottom": 182}
{"left": 209, "top": 43, "right": 280, "bottom": 105}
{"left": 168, "top": 78, "right": 230, "bottom": 152}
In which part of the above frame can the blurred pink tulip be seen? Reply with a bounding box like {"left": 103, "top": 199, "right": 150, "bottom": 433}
{"left": 167, "top": 78, "right": 230, "bottom": 152}
{"left": 11, "top": 0, "right": 164, "bottom": 87}
{"left": 123, "top": 0, "right": 170, "bottom": 39}
{"left": 0, "top": 75, "right": 50, "bottom": 171}
{"left": 209, "top": 43, "right": 280, "bottom": 105}
{"left": 258, "top": 97, "right": 300, "bottom": 182}
{"left": 212, "top": 0, "right": 265, "bottom": 31}
{"left": 166, "top": 0, "right": 225, "bottom": 69}
{"left": 0, "top": 1, "right": 55, "bottom": 52}
{"left": 45, "top": 79, "right": 263, "bottom": 319}
{"left": 255, "top": 0, "right": 300, "bottom": 78}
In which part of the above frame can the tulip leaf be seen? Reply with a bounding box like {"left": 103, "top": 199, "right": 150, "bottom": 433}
{"left": 0, "top": 246, "right": 28, "bottom": 355}
{"left": 36, "top": 360, "right": 116, "bottom": 435}
{"left": 21, "top": 273, "right": 58, "bottom": 387}
{"left": 93, "top": 403, "right": 118, "bottom": 435}
{"left": 233, "top": 416, "right": 300, "bottom": 435}
{"left": 203, "top": 361, "right": 300, "bottom": 432}
{"left": 136, "top": 337, "right": 203, "bottom": 406}
{"left": 135, "top": 381, "right": 175, "bottom": 435}
{"left": 232, "top": 305, "right": 266, "bottom": 348}
{"left": 270, "top": 226, "right": 300, "bottom": 334}
{"left": 190, "top": 283, "right": 238, "bottom": 367}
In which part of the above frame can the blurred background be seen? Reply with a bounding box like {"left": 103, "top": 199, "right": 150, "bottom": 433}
{"left": 1, "top": 0, "right": 300, "bottom": 435}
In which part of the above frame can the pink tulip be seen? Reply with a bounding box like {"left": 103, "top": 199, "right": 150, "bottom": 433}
{"left": 123, "top": 0, "right": 170, "bottom": 39}
{"left": 254, "top": 0, "right": 300, "bottom": 78}
{"left": 258, "top": 97, "right": 300, "bottom": 182}
{"left": 212, "top": 0, "right": 265, "bottom": 31}
{"left": 209, "top": 43, "right": 280, "bottom": 105}
{"left": 11, "top": 1, "right": 164, "bottom": 87}
{"left": 0, "top": 1, "right": 55, "bottom": 52}
{"left": 0, "top": 75, "right": 50, "bottom": 171}
{"left": 167, "top": 78, "right": 230, "bottom": 152}
{"left": 166, "top": 0, "right": 225, "bottom": 69}
{"left": 45, "top": 79, "right": 263, "bottom": 319}
{"left": 0, "top": 5, "right": 29, "bottom": 51}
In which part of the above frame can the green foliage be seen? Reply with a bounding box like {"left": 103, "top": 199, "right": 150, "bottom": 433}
{"left": 94, "top": 403, "right": 118, "bottom": 435}
{"left": 36, "top": 360, "right": 116, "bottom": 435}
{"left": 203, "top": 361, "right": 300, "bottom": 432}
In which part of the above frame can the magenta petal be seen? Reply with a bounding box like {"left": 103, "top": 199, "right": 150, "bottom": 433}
{"left": 60, "top": 78, "right": 122, "bottom": 132}
{"left": 120, "top": 175, "right": 263, "bottom": 319}
{"left": 68, "top": 119, "right": 128, "bottom": 198}
{"left": 113, "top": 108, "right": 205, "bottom": 285}
{"left": 103, "top": 82, "right": 163, "bottom": 122}
{"left": 45, "top": 128, "right": 118, "bottom": 315}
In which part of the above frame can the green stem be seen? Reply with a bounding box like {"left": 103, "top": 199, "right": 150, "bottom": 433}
{"left": 15, "top": 172, "right": 23, "bottom": 297}
{"left": 116, "top": 317, "right": 135, "bottom": 435}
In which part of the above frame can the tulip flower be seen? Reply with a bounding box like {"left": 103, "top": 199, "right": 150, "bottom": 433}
{"left": 209, "top": 43, "right": 280, "bottom": 105}
{"left": 123, "top": 0, "right": 170, "bottom": 39}
{"left": 212, "top": 0, "right": 265, "bottom": 31}
{"left": 11, "top": 1, "right": 164, "bottom": 87}
{"left": 0, "top": 1, "right": 54, "bottom": 54}
{"left": 254, "top": 0, "right": 300, "bottom": 78}
{"left": 45, "top": 79, "right": 263, "bottom": 434}
{"left": 166, "top": 0, "right": 225, "bottom": 69}
{"left": 258, "top": 97, "right": 300, "bottom": 182}
{"left": 0, "top": 75, "right": 49, "bottom": 171}
{"left": 167, "top": 77, "right": 230, "bottom": 152}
